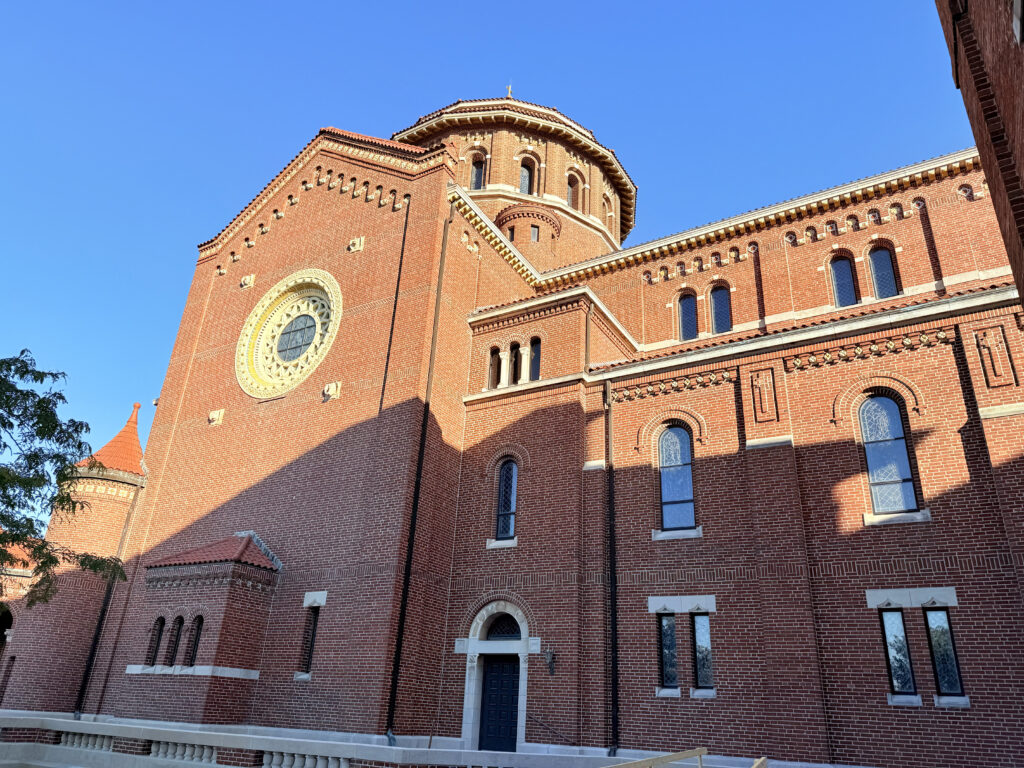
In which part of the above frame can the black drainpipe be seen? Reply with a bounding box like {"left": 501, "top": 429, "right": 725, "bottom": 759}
{"left": 386, "top": 199, "right": 456, "bottom": 741}
{"left": 604, "top": 380, "right": 620, "bottom": 756}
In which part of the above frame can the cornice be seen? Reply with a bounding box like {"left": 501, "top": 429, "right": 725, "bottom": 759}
{"left": 448, "top": 185, "right": 542, "bottom": 284}
{"left": 494, "top": 203, "right": 562, "bottom": 237}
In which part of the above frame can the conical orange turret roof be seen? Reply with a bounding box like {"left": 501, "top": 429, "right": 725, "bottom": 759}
{"left": 80, "top": 403, "right": 145, "bottom": 476}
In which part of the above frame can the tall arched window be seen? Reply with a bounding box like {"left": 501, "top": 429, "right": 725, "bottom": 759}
{"left": 567, "top": 176, "right": 580, "bottom": 210}
{"left": 859, "top": 395, "right": 918, "bottom": 514}
{"left": 868, "top": 246, "right": 899, "bottom": 299}
{"left": 679, "top": 294, "right": 698, "bottom": 341}
{"left": 519, "top": 160, "right": 535, "bottom": 195}
{"left": 510, "top": 342, "right": 522, "bottom": 384}
{"left": 659, "top": 425, "right": 695, "bottom": 530}
{"left": 470, "top": 158, "right": 485, "bottom": 190}
{"left": 164, "top": 616, "right": 184, "bottom": 665}
{"left": 496, "top": 459, "right": 518, "bottom": 540}
{"left": 830, "top": 256, "right": 858, "bottom": 307}
{"left": 146, "top": 617, "right": 165, "bottom": 666}
{"left": 710, "top": 286, "right": 731, "bottom": 334}
{"left": 529, "top": 337, "right": 541, "bottom": 381}
{"left": 488, "top": 347, "right": 501, "bottom": 390}
{"left": 185, "top": 616, "right": 203, "bottom": 666}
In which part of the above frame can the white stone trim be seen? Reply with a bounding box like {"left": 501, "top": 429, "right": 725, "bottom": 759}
{"left": 934, "top": 695, "right": 970, "bottom": 708}
{"left": 647, "top": 595, "right": 716, "bottom": 614}
{"left": 654, "top": 687, "right": 680, "bottom": 698}
{"left": 293, "top": 671, "right": 311, "bottom": 682}
{"left": 582, "top": 459, "right": 606, "bottom": 471}
{"left": 125, "top": 664, "right": 259, "bottom": 680}
{"left": 863, "top": 509, "right": 931, "bottom": 527}
{"left": 690, "top": 687, "right": 716, "bottom": 699}
{"left": 979, "top": 402, "right": 1024, "bottom": 420}
{"left": 887, "top": 693, "right": 922, "bottom": 707}
{"left": 486, "top": 536, "right": 518, "bottom": 549}
{"left": 745, "top": 435, "right": 794, "bottom": 450}
{"left": 651, "top": 526, "right": 703, "bottom": 541}
{"left": 303, "top": 591, "right": 327, "bottom": 608}
{"left": 865, "top": 587, "right": 958, "bottom": 609}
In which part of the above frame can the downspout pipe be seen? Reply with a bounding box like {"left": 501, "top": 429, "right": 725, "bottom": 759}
{"left": 604, "top": 381, "right": 620, "bottom": 756}
{"left": 386, "top": 199, "right": 456, "bottom": 742}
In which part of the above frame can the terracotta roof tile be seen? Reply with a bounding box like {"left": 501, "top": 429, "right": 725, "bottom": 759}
{"left": 78, "top": 403, "right": 144, "bottom": 476}
{"left": 319, "top": 127, "right": 428, "bottom": 154}
{"left": 148, "top": 534, "right": 277, "bottom": 571}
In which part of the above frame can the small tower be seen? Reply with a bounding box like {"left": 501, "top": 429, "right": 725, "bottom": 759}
{"left": 0, "top": 403, "right": 146, "bottom": 712}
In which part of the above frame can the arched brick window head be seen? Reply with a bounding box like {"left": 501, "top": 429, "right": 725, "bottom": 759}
{"left": 470, "top": 158, "right": 485, "bottom": 191}
{"left": 830, "top": 256, "right": 858, "bottom": 307}
{"left": 146, "top": 617, "right": 165, "bottom": 666}
{"left": 679, "top": 294, "right": 698, "bottom": 341}
{"left": 164, "top": 616, "right": 184, "bottom": 666}
{"left": 659, "top": 425, "right": 695, "bottom": 530}
{"left": 519, "top": 160, "right": 535, "bottom": 195}
{"left": 868, "top": 246, "right": 899, "bottom": 299}
{"left": 859, "top": 395, "right": 918, "bottom": 515}
{"left": 710, "top": 286, "right": 732, "bottom": 334}
{"left": 185, "top": 616, "right": 203, "bottom": 667}
{"left": 495, "top": 459, "right": 518, "bottom": 540}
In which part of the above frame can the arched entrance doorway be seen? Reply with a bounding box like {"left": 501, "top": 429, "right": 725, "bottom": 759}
{"left": 479, "top": 614, "right": 521, "bottom": 752}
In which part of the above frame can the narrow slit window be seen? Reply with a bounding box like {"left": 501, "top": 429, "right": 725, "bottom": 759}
{"left": 691, "top": 613, "right": 714, "bottom": 689}
{"left": 659, "top": 425, "right": 695, "bottom": 530}
{"left": 470, "top": 159, "right": 485, "bottom": 190}
{"left": 830, "top": 257, "right": 858, "bottom": 307}
{"left": 529, "top": 338, "right": 541, "bottom": 381}
{"left": 869, "top": 246, "right": 899, "bottom": 299}
{"left": 146, "top": 617, "right": 165, "bottom": 666}
{"left": 679, "top": 294, "right": 698, "bottom": 341}
{"left": 185, "top": 616, "right": 203, "bottom": 667}
{"left": 859, "top": 395, "right": 917, "bottom": 514}
{"left": 880, "top": 609, "right": 916, "bottom": 694}
{"left": 496, "top": 459, "right": 518, "bottom": 540}
{"left": 508, "top": 226, "right": 515, "bottom": 242}
{"left": 658, "top": 614, "right": 678, "bottom": 688}
{"left": 300, "top": 606, "right": 320, "bottom": 674}
{"left": 530, "top": 225, "right": 540, "bottom": 242}
{"left": 925, "top": 608, "right": 964, "bottom": 696}
{"left": 164, "top": 616, "right": 184, "bottom": 666}
{"left": 710, "top": 286, "right": 731, "bottom": 334}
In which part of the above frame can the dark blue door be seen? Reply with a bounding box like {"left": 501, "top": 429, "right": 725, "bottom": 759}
{"left": 479, "top": 654, "right": 519, "bottom": 752}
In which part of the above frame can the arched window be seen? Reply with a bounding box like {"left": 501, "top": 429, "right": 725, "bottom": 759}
{"left": 185, "top": 616, "right": 203, "bottom": 666}
{"left": 710, "top": 286, "right": 731, "bottom": 334}
{"left": 692, "top": 257, "right": 703, "bottom": 273}
{"left": 859, "top": 395, "right": 918, "bottom": 515}
{"left": 826, "top": 221, "right": 839, "bottom": 236}
{"left": 659, "top": 425, "right": 695, "bottom": 530}
{"left": 529, "top": 337, "right": 541, "bottom": 381}
{"left": 785, "top": 231, "right": 797, "bottom": 246}
{"left": 470, "top": 158, "right": 485, "bottom": 190}
{"left": 659, "top": 266, "right": 669, "bottom": 281}
{"left": 488, "top": 347, "right": 501, "bottom": 390}
{"left": 164, "top": 616, "right": 184, "bottom": 665}
{"left": 495, "top": 459, "right": 518, "bottom": 540}
{"left": 830, "top": 256, "right": 858, "bottom": 307}
{"left": 957, "top": 184, "right": 974, "bottom": 201}
{"left": 711, "top": 252, "right": 722, "bottom": 267}
{"left": 567, "top": 176, "right": 580, "bottom": 210}
{"left": 889, "top": 203, "right": 904, "bottom": 220}
{"left": 846, "top": 215, "right": 859, "bottom": 231}
{"left": 510, "top": 342, "right": 522, "bottom": 384}
{"left": 679, "top": 294, "right": 698, "bottom": 341}
{"left": 729, "top": 247, "right": 740, "bottom": 262}
{"left": 519, "top": 160, "right": 535, "bottom": 195}
{"left": 805, "top": 226, "right": 818, "bottom": 242}
{"left": 642, "top": 270, "right": 652, "bottom": 285}
{"left": 486, "top": 613, "right": 522, "bottom": 640}
{"left": 868, "top": 246, "right": 899, "bottom": 299}
{"left": 868, "top": 209, "right": 881, "bottom": 225}
{"left": 146, "top": 617, "right": 165, "bottom": 666}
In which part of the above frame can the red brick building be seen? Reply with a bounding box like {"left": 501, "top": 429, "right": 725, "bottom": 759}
{"left": 1, "top": 98, "right": 1022, "bottom": 768}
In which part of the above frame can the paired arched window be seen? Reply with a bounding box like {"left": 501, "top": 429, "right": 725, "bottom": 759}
{"left": 830, "top": 256, "right": 858, "bottom": 307}
{"left": 164, "top": 616, "right": 184, "bottom": 665}
{"left": 868, "top": 246, "right": 899, "bottom": 299}
{"left": 659, "top": 425, "right": 695, "bottom": 530}
{"left": 567, "top": 176, "right": 580, "bottom": 210}
{"left": 519, "top": 160, "right": 535, "bottom": 195}
{"left": 710, "top": 286, "right": 732, "bottom": 334}
{"left": 488, "top": 347, "right": 501, "bottom": 390}
{"left": 146, "top": 617, "right": 165, "bottom": 666}
{"left": 679, "top": 294, "right": 698, "bottom": 341}
{"left": 495, "top": 459, "right": 518, "bottom": 540}
{"left": 510, "top": 342, "right": 522, "bottom": 384}
{"left": 859, "top": 394, "right": 918, "bottom": 514}
{"left": 470, "top": 157, "right": 485, "bottom": 190}
{"left": 529, "top": 337, "right": 541, "bottom": 381}
{"left": 185, "top": 616, "right": 203, "bottom": 666}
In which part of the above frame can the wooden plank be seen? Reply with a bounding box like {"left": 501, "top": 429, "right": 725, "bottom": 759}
{"left": 611, "top": 747, "right": 708, "bottom": 767}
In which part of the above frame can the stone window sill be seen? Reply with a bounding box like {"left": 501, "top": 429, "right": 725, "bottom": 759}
{"left": 690, "top": 687, "right": 716, "bottom": 699}
{"left": 486, "top": 536, "right": 518, "bottom": 549}
{"left": 934, "top": 694, "right": 970, "bottom": 708}
{"left": 655, "top": 687, "right": 681, "bottom": 698}
{"left": 887, "top": 693, "right": 922, "bottom": 707}
{"left": 864, "top": 509, "right": 931, "bottom": 527}
{"left": 293, "top": 672, "right": 311, "bottom": 682}
{"left": 652, "top": 526, "right": 703, "bottom": 541}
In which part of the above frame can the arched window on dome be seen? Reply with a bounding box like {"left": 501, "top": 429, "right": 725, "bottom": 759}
{"left": 659, "top": 425, "right": 695, "bottom": 530}
{"left": 470, "top": 157, "right": 485, "bottom": 190}
{"left": 710, "top": 285, "right": 731, "bottom": 334}
{"left": 868, "top": 246, "right": 899, "bottom": 299}
{"left": 146, "top": 617, "right": 165, "bottom": 666}
{"left": 679, "top": 293, "right": 698, "bottom": 341}
{"left": 567, "top": 175, "right": 580, "bottom": 210}
{"left": 859, "top": 394, "right": 918, "bottom": 515}
{"left": 830, "top": 255, "right": 858, "bottom": 307}
{"left": 495, "top": 459, "right": 518, "bottom": 540}
{"left": 519, "top": 159, "right": 536, "bottom": 195}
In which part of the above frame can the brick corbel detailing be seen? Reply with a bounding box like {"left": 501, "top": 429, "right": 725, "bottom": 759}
{"left": 0, "top": 727, "right": 60, "bottom": 744}
{"left": 217, "top": 747, "right": 264, "bottom": 766}
{"left": 111, "top": 736, "right": 152, "bottom": 755}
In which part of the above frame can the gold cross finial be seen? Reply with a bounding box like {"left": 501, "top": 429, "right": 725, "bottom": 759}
{"left": 507, "top": 84, "right": 512, "bottom": 98}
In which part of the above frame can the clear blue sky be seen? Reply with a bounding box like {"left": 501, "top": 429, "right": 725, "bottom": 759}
{"left": 0, "top": 2, "right": 974, "bottom": 453}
